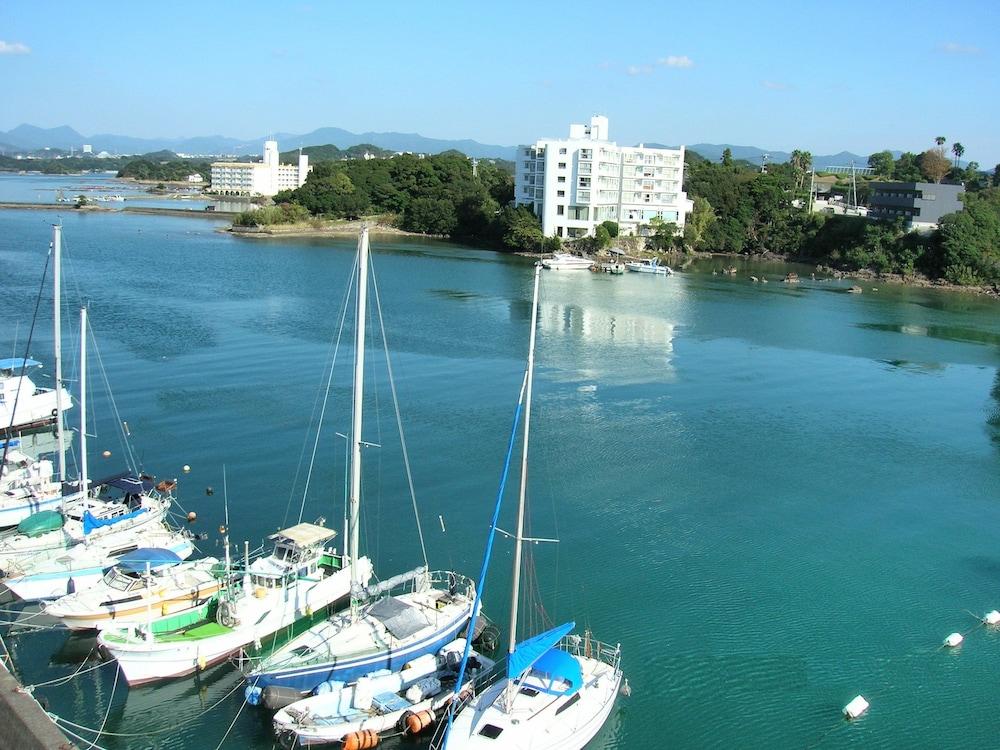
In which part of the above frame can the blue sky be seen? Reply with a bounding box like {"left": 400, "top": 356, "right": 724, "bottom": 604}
{"left": 2, "top": 0, "right": 998, "bottom": 163}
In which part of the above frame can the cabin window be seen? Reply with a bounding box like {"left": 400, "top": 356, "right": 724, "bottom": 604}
{"left": 519, "top": 687, "right": 539, "bottom": 697}
{"left": 479, "top": 725, "right": 504, "bottom": 739}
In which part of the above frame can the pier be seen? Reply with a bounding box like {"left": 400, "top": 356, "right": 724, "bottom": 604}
{"left": 0, "top": 660, "right": 73, "bottom": 749}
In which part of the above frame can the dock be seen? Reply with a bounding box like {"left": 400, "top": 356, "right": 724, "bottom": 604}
{"left": 0, "top": 659, "right": 73, "bottom": 749}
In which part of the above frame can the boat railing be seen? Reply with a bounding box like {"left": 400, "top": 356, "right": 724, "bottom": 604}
{"left": 558, "top": 632, "right": 622, "bottom": 671}
{"left": 428, "top": 659, "right": 507, "bottom": 750}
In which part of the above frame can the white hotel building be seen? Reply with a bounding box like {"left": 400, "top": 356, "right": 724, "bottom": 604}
{"left": 515, "top": 116, "right": 692, "bottom": 238}
{"left": 210, "top": 140, "right": 311, "bottom": 197}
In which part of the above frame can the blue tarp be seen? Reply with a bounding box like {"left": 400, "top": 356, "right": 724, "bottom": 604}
{"left": 532, "top": 644, "right": 583, "bottom": 696}
{"left": 0, "top": 358, "right": 42, "bottom": 371}
{"left": 117, "top": 548, "right": 181, "bottom": 574}
{"left": 83, "top": 507, "right": 148, "bottom": 535}
{"left": 507, "top": 621, "right": 575, "bottom": 681}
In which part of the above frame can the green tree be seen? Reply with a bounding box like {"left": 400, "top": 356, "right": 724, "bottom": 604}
{"left": 952, "top": 142, "right": 965, "bottom": 167}
{"left": 993, "top": 164, "right": 1000, "bottom": 187}
{"left": 682, "top": 196, "right": 716, "bottom": 250}
{"left": 867, "top": 150, "right": 895, "bottom": 177}
{"left": 598, "top": 220, "right": 619, "bottom": 238}
{"left": 402, "top": 197, "right": 457, "bottom": 235}
{"left": 935, "top": 188, "right": 1000, "bottom": 284}
{"left": 893, "top": 152, "right": 923, "bottom": 181}
{"left": 500, "top": 206, "right": 544, "bottom": 251}
{"left": 935, "top": 136, "right": 947, "bottom": 147}
{"left": 918, "top": 149, "right": 951, "bottom": 183}
{"left": 721, "top": 148, "right": 733, "bottom": 167}
{"left": 789, "top": 149, "right": 812, "bottom": 189}
{"left": 594, "top": 224, "right": 612, "bottom": 249}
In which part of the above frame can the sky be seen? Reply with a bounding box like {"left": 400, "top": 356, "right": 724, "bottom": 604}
{"left": 2, "top": 0, "right": 998, "bottom": 164}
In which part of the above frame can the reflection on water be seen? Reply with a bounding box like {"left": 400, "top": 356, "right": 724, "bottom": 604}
{"left": 857, "top": 322, "right": 1000, "bottom": 347}
{"left": 989, "top": 370, "right": 1000, "bottom": 447}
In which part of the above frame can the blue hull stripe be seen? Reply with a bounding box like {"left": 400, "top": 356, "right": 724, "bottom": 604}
{"left": 250, "top": 613, "right": 470, "bottom": 695}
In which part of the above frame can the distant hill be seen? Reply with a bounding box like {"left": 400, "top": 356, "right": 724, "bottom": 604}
{"left": 684, "top": 143, "right": 881, "bottom": 170}
{"left": 0, "top": 124, "right": 518, "bottom": 159}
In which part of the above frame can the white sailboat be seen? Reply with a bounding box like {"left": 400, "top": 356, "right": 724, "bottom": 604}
{"left": 434, "top": 263, "right": 624, "bottom": 750}
{"left": 243, "top": 227, "right": 479, "bottom": 708}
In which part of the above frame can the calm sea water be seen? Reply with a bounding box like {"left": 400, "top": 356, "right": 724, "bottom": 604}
{"left": 1, "top": 208, "right": 999, "bottom": 749}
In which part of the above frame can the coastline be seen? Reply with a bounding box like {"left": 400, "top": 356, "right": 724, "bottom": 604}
{"left": 224, "top": 219, "right": 439, "bottom": 240}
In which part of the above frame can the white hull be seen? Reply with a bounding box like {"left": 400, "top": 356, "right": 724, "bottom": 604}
{"left": 4, "top": 528, "right": 194, "bottom": 601}
{"left": 0, "top": 490, "right": 64, "bottom": 529}
{"left": 541, "top": 254, "right": 592, "bottom": 271}
{"left": 443, "top": 654, "right": 621, "bottom": 750}
{"left": 0, "top": 378, "right": 72, "bottom": 435}
{"left": 99, "top": 556, "right": 371, "bottom": 686}
{"left": 626, "top": 264, "right": 672, "bottom": 275}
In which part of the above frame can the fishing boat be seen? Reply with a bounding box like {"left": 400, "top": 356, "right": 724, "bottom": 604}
{"left": 433, "top": 262, "right": 624, "bottom": 750}
{"left": 44, "top": 549, "right": 222, "bottom": 630}
{"left": 271, "top": 639, "right": 495, "bottom": 747}
{"left": 243, "top": 227, "right": 479, "bottom": 707}
{"left": 97, "top": 522, "right": 366, "bottom": 685}
{"left": 540, "top": 253, "right": 593, "bottom": 271}
{"left": 625, "top": 257, "right": 672, "bottom": 275}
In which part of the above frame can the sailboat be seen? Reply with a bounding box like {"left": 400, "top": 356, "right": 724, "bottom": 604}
{"left": 3, "top": 308, "right": 196, "bottom": 602}
{"left": 434, "top": 262, "right": 624, "bottom": 750}
{"left": 0, "top": 358, "right": 72, "bottom": 437}
{"left": 243, "top": 227, "right": 479, "bottom": 709}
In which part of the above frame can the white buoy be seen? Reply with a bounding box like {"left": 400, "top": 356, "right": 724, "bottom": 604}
{"left": 101, "top": 450, "right": 111, "bottom": 458}
{"left": 182, "top": 464, "right": 191, "bottom": 473}
{"left": 944, "top": 632, "right": 964, "bottom": 647}
{"left": 843, "top": 695, "right": 869, "bottom": 720}
{"left": 984, "top": 610, "right": 1000, "bottom": 626}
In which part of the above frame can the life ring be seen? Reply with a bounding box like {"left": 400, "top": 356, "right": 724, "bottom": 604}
{"left": 51, "top": 408, "right": 59, "bottom": 418}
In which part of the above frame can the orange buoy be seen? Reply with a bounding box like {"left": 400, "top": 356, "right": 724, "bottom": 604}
{"left": 186, "top": 511, "right": 197, "bottom": 523}
{"left": 341, "top": 729, "right": 379, "bottom": 750}
{"left": 405, "top": 708, "right": 436, "bottom": 735}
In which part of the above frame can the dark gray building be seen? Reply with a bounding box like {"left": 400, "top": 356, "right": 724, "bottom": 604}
{"left": 869, "top": 181, "right": 964, "bottom": 230}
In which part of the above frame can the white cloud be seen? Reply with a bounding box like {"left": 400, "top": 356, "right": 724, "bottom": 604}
{"left": 626, "top": 64, "right": 653, "bottom": 76}
{"left": 761, "top": 80, "right": 790, "bottom": 90}
{"left": 658, "top": 55, "right": 694, "bottom": 68}
{"left": 0, "top": 41, "right": 30, "bottom": 55}
{"left": 938, "top": 41, "right": 981, "bottom": 55}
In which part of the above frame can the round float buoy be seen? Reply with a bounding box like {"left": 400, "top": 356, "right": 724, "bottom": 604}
{"left": 341, "top": 729, "right": 379, "bottom": 750}
{"left": 186, "top": 511, "right": 197, "bottom": 523}
{"left": 405, "top": 709, "right": 435, "bottom": 735}
{"left": 183, "top": 464, "right": 191, "bottom": 473}
{"left": 102, "top": 450, "right": 112, "bottom": 458}
{"left": 944, "top": 632, "right": 964, "bottom": 648}
{"left": 205, "top": 486, "right": 214, "bottom": 496}
{"left": 218, "top": 524, "right": 227, "bottom": 535}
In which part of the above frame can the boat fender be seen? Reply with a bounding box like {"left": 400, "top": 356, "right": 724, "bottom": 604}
{"left": 262, "top": 686, "right": 305, "bottom": 711}
{"left": 197, "top": 655, "right": 207, "bottom": 671}
{"left": 216, "top": 600, "right": 240, "bottom": 628}
{"left": 341, "top": 729, "right": 379, "bottom": 750}
{"left": 396, "top": 710, "right": 414, "bottom": 731}
{"left": 404, "top": 709, "right": 435, "bottom": 735}
{"left": 245, "top": 685, "right": 262, "bottom": 706}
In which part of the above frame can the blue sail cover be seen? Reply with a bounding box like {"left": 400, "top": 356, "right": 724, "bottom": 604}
{"left": 507, "top": 621, "right": 575, "bottom": 681}
{"left": 117, "top": 548, "right": 181, "bottom": 574}
{"left": 83, "top": 507, "right": 147, "bottom": 535}
{"left": 532, "top": 645, "right": 583, "bottom": 696}
{"left": 0, "top": 358, "right": 42, "bottom": 371}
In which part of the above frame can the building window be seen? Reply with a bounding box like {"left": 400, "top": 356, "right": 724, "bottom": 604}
{"left": 558, "top": 162, "right": 567, "bottom": 169}
{"left": 557, "top": 190, "right": 565, "bottom": 197}
{"left": 559, "top": 148, "right": 567, "bottom": 155}
{"left": 558, "top": 176, "right": 566, "bottom": 183}
{"left": 557, "top": 205, "right": 565, "bottom": 215}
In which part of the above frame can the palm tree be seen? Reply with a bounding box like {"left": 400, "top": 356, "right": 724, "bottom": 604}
{"left": 935, "top": 136, "right": 947, "bottom": 147}
{"left": 952, "top": 142, "right": 965, "bottom": 168}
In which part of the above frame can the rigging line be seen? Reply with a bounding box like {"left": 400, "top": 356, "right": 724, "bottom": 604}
{"left": 442, "top": 369, "right": 529, "bottom": 750}
{"left": 51, "top": 720, "right": 112, "bottom": 750}
{"left": 86, "top": 320, "right": 139, "bottom": 475}
{"left": 1, "top": 244, "right": 52, "bottom": 472}
{"left": 369, "top": 258, "right": 428, "bottom": 570}
{"left": 367, "top": 278, "right": 383, "bottom": 567}
{"left": 293, "top": 253, "right": 359, "bottom": 526}
{"left": 213, "top": 676, "right": 258, "bottom": 750}
{"left": 85, "top": 660, "right": 118, "bottom": 750}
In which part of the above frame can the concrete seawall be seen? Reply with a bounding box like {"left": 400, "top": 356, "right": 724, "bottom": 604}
{"left": 0, "top": 660, "right": 73, "bottom": 749}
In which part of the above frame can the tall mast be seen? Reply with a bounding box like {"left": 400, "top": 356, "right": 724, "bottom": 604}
{"left": 53, "top": 224, "right": 66, "bottom": 483}
{"left": 348, "top": 228, "right": 370, "bottom": 592}
{"left": 507, "top": 263, "right": 542, "bottom": 655}
{"left": 78, "top": 308, "right": 88, "bottom": 507}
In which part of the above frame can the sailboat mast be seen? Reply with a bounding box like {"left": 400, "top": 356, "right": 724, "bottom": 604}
{"left": 348, "top": 228, "right": 370, "bottom": 588}
{"left": 53, "top": 224, "right": 66, "bottom": 484}
{"left": 507, "top": 263, "right": 542, "bottom": 655}
{"left": 78, "top": 308, "right": 88, "bottom": 505}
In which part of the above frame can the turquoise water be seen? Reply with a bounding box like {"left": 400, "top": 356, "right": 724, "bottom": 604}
{"left": 0, "top": 173, "right": 243, "bottom": 210}
{"left": 1, "top": 209, "right": 999, "bottom": 748}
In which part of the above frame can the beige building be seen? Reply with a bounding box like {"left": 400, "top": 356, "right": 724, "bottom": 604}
{"left": 210, "top": 140, "right": 310, "bottom": 197}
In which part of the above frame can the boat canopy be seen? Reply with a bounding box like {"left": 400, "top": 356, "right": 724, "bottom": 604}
{"left": 507, "top": 621, "right": 575, "bottom": 682}
{"left": 271, "top": 522, "right": 336, "bottom": 548}
{"left": 369, "top": 596, "right": 428, "bottom": 640}
{"left": 83, "top": 507, "right": 148, "bottom": 535}
{"left": 0, "top": 358, "right": 41, "bottom": 372}
{"left": 17, "top": 510, "right": 64, "bottom": 538}
{"left": 117, "top": 548, "right": 182, "bottom": 575}
{"left": 104, "top": 475, "right": 154, "bottom": 494}
{"left": 531, "top": 644, "right": 583, "bottom": 696}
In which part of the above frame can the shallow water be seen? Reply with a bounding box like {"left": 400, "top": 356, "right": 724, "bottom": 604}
{"left": 1, "top": 209, "right": 999, "bottom": 748}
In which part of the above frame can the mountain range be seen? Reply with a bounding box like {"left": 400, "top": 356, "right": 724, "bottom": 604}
{"left": 0, "top": 123, "right": 883, "bottom": 168}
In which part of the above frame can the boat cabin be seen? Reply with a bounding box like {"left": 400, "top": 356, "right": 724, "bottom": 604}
{"left": 248, "top": 523, "right": 339, "bottom": 590}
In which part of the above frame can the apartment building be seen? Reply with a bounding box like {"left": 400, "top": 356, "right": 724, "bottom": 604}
{"left": 210, "top": 140, "right": 310, "bottom": 197}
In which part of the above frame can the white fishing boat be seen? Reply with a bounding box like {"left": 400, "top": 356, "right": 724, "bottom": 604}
{"left": 97, "top": 523, "right": 367, "bottom": 685}
{"left": 625, "top": 257, "right": 672, "bottom": 275}
{"left": 272, "top": 639, "right": 495, "bottom": 747}
{"left": 0, "top": 358, "right": 72, "bottom": 437}
{"left": 44, "top": 549, "right": 222, "bottom": 630}
{"left": 540, "top": 253, "right": 593, "bottom": 271}
{"left": 433, "top": 263, "right": 624, "bottom": 750}
{"left": 244, "top": 227, "right": 478, "bottom": 706}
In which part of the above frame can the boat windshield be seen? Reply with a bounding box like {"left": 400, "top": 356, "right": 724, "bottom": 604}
{"left": 103, "top": 567, "right": 143, "bottom": 592}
